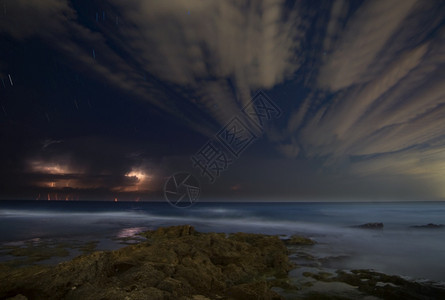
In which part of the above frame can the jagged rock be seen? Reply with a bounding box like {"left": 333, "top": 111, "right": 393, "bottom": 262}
{"left": 141, "top": 224, "right": 196, "bottom": 239}
{"left": 191, "top": 295, "right": 212, "bottom": 300}
{"left": 6, "top": 295, "right": 28, "bottom": 300}
{"left": 284, "top": 235, "right": 316, "bottom": 245}
{"left": 302, "top": 269, "right": 445, "bottom": 299}
{"left": 354, "top": 222, "right": 384, "bottom": 229}
{"left": 0, "top": 225, "right": 292, "bottom": 300}
{"left": 226, "top": 281, "right": 283, "bottom": 300}
{"left": 411, "top": 223, "right": 444, "bottom": 229}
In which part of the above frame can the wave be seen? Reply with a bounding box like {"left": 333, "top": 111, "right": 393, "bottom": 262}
{"left": 2, "top": 203, "right": 445, "bottom": 282}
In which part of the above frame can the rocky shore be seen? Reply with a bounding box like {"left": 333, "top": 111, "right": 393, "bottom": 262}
{"left": 0, "top": 225, "right": 293, "bottom": 300}
{"left": 1, "top": 225, "right": 445, "bottom": 300}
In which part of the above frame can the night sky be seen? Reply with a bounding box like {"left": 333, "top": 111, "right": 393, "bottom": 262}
{"left": 1, "top": 0, "right": 445, "bottom": 202}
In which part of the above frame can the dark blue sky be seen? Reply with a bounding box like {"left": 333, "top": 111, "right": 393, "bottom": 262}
{"left": 0, "top": 0, "right": 444, "bottom": 201}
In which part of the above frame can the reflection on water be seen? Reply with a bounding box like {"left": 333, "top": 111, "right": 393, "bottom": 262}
{"left": 116, "top": 227, "right": 148, "bottom": 238}
{"left": 1, "top": 200, "right": 445, "bottom": 281}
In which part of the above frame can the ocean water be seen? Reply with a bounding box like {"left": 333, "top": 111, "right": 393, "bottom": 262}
{"left": 1, "top": 200, "right": 444, "bottom": 282}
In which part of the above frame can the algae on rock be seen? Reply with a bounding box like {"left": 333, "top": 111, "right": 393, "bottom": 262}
{"left": 0, "top": 225, "right": 293, "bottom": 300}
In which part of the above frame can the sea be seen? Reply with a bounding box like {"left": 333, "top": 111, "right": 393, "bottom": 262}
{"left": 1, "top": 200, "right": 444, "bottom": 283}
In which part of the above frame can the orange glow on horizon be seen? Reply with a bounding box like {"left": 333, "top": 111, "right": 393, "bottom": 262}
{"left": 126, "top": 170, "right": 147, "bottom": 181}
{"left": 30, "top": 160, "right": 155, "bottom": 194}
{"left": 30, "top": 160, "right": 73, "bottom": 175}
{"left": 112, "top": 168, "right": 154, "bottom": 192}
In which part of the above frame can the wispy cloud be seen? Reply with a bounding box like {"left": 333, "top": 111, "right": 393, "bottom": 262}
{"left": 317, "top": 0, "right": 418, "bottom": 91}
{"left": 1, "top": 0, "right": 303, "bottom": 136}
{"left": 2, "top": 0, "right": 445, "bottom": 199}
{"left": 277, "top": 0, "right": 445, "bottom": 197}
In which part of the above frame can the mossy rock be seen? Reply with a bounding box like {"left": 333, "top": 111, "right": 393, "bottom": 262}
{"left": 0, "top": 225, "right": 294, "bottom": 300}
{"left": 226, "top": 281, "right": 284, "bottom": 300}
{"left": 284, "top": 235, "right": 316, "bottom": 246}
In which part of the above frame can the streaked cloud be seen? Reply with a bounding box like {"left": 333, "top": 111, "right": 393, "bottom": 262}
{"left": 317, "top": 0, "right": 418, "bottom": 91}
{"left": 277, "top": 0, "right": 445, "bottom": 198}
{"left": 2, "top": 0, "right": 445, "bottom": 200}
{"left": 0, "top": 0, "right": 303, "bottom": 136}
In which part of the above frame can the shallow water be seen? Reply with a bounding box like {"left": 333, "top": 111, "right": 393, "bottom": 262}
{"left": 1, "top": 200, "right": 444, "bottom": 282}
